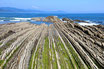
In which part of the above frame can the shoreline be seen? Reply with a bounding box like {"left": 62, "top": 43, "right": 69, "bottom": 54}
{"left": 0, "top": 16, "right": 104, "bottom": 69}
{"left": 0, "top": 13, "right": 104, "bottom": 25}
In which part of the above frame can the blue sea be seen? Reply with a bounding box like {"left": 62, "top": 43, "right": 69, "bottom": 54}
{"left": 0, "top": 13, "right": 104, "bottom": 25}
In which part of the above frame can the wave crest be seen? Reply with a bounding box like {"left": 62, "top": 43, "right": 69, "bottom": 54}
{"left": 79, "top": 22, "right": 99, "bottom": 26}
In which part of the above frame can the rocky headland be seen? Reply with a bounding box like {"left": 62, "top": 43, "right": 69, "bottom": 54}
{"left": 0, "top": 16, "right": 104, "bottom": 69}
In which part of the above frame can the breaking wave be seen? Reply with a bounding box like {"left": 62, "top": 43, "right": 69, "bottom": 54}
{"left": 14, "top": 18, "right": 31, "bottom": 21}
{"left": 79, "top": 22, "right": 99, "bottom": 26}
{"left": 0, "top": 17, "right": 31, "bottom": 22}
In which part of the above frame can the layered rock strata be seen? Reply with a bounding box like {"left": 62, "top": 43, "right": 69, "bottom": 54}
{"left": 0, "top": 16, "right": 104, "bottom": 69}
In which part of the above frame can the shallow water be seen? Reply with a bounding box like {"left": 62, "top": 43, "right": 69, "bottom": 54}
{"left": 30, "top": 21, "right": 53, "bottom": 25}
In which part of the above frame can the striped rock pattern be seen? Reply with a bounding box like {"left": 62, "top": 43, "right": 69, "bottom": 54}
{"left": 0, "top": 18, "right": 104, "bottom": 69}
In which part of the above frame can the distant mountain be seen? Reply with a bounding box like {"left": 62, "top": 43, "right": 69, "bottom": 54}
{"left": 0, "top": 7, "right": 42, "bottom": 13}
{"left": 0, "top": 7, "right": 66, "bottom": 13}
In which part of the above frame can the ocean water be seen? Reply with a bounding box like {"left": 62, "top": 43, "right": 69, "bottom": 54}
{"left": 0, "top": 13, "right": 104, "bottom": 25}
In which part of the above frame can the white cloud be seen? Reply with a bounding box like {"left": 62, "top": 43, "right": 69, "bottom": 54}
{"left": 32, "top": 6, "right": 39, "bottom": 9}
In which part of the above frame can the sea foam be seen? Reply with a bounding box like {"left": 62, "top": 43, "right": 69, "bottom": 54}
{"left": 10, "top": 20, "right": 21, "bottom": 21}
{"left": 14, "top": 18, "right": 31, "bottom": 21}
{"left": 79, "top": 22, "right": 98, "bottom": 26}
{"left": 0, "top": 20, "right": 4, "bottom": 22}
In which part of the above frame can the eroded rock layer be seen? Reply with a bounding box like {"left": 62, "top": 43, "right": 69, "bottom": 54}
{"left": 0, "top": 17, "right": 104, "bottom": 69}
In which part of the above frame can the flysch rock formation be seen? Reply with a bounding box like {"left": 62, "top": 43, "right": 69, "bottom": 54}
{"left": 32, "top": 16, "right": 62, "bottom": 23}
{"left": 0, "top": 16, "right": 104, "bottom": 69}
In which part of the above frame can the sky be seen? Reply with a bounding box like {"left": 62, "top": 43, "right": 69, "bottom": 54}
{"left": 0, "top": 0, "right": 104, "bottom": 13}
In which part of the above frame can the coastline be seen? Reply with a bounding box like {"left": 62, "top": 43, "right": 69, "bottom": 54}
{"left": 0, "top": 16, "right": 104, "bottom": 69}
{"left": 0, "top": 13, "right": 104, "bottom": 25}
